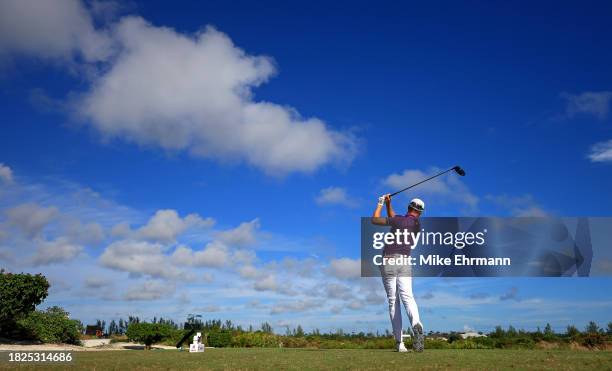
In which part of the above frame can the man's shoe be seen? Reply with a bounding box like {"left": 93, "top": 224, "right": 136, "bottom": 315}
{"left": 396, "top": 341, "right": 408, "bottom": 352}
{"left": 412, "top": 324, "right": 424, "bottom": 352}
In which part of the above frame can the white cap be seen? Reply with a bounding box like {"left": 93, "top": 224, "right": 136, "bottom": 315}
{"left": 409, "top": 198, "right": 425, "bottom": 212}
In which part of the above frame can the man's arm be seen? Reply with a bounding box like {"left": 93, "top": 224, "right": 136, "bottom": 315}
{"left": 371, "top": 194, "right": 390, "bottom": 225}
{"left": 385, "top": 194, "right": 396, "bottom": 218}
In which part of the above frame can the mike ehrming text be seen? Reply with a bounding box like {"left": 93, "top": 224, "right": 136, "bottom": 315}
{"left": 373, "top": 254, "right": 512, "bottom": 267}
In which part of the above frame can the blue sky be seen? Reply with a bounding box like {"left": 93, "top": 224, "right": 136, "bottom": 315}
{"left": 0, "top": 0, "right": 611, "bottom": 334}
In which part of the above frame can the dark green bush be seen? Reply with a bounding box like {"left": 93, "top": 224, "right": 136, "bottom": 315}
{"left": 163, "top": 329, "right": 190, "bottom": 347}
{"left": 0, "top": 270, "right": 49, "bottom": 336}
{"left": 231, "top": 332, "right": 279, "bottom": 347}
{"left": 126, "top": 322, "right": 173, "bottom": 349}
{"left": 17, "top": 306, "right": 82, "bottom": 345}
{"left": 208, "top": 330, "right": 232, "bottom": 347}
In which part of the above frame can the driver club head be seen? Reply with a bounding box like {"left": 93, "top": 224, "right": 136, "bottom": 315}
{"left": 453, "top": 166, "right": 466, "bottom": 176}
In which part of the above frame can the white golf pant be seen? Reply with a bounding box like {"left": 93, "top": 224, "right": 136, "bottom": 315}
{"left": 380, "top": 257, "right": 421, "bottom": 343}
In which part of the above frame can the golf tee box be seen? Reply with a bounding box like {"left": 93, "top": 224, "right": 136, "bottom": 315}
{"left": 189, "top": 332, "right": 205, "bottom": 353}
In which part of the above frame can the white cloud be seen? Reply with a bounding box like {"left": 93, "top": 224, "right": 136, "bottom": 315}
{"left": 216, "top": 219, "right": 259, "bottom": 247}
{"left": 315, "top": 187, "right": 358, "bottom": 208}
{"left": 5, "top": 203, "right": 59, "bottom": 237}
{"left": 195, "top": 305, "right": 221, "bottom": 312}
{"left": 233, "top": 249, "right": 256, "bottom": 264}
{"left": 0, "top": 0, "right": 113, "bottom": 62}
{"left": 64, "top": 219, "right": 105, "bottom": 245}
{"left": 73, "top": 16, "right": 355, "bottom": 175}
{"left": 270, "top": 299, "right": 321, "bottom": 314}
{"left": 485, "top": 194, "right": 547, "bottom": 217}
{"left": 0, "top": 163, "right": 13, "bottom": 183}
{"left": 323, "top": 283, "right": 353, "bottom": 300}
{"left": 254, "top": 274, "right": 278, "bottom": 292}
{"left": 137, "top": 209, "right": 213, "bottom": 244}
{"left": 31, "top": 238, "right": 83, "bottom": 266}
{"left": 1, "top": 2, "right": 358, "bottom": 175}
{"left": 561, "top": 91, "right": 612, "bottom": 120}
{"left": 588, "top": 139, "right": 612, "bottom": 163}
{"left": 124, "top": 280, "right": 175, "bottom": 301}
{"left": 84, "top": 276, "right": 112, "bottom": 289}
{"left": 171, "top": 241, "right": 228, "bottom": 268}
{"left": 110, "top": 222, "right": 131, "bottom": 238}
{"left": 383, "top": 167, "right": 478, "bottom": 211}
{"left": 239, "top": 265, "right": 262, "bottom": 279}
{"left": 99, "top": 240, "right": 185, "bottom": 279}
{"left": 328, "top": 258, "right": 361, "bottom": 280}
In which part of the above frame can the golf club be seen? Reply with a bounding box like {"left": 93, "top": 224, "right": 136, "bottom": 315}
{"left": 389, "top": 166, "right": 466, "bottom": 197}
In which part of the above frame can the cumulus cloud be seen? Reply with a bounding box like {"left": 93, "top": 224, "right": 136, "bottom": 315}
{"left": 216, "top": 219, "right": 259, "bottom": 247}
{"left": 171, "top": 242, "right": 228, "bottom": 268}
{"left": 239, "top": 265, "right": 261, "bottom": 279}
{"left": 485, "top": 194, "right": 547, "bottom": 217}
{"left": 80, "top": 20, "right": 356, "bottom": 174}
{"left": 328, "top": 258, "right": 361, "bottom": 280}
{"left": 233, "top": 249, "right": 256, "bottom": 264}
{"left": 195, "top": 305, "right": 221, "bottom": 313}
{"left": 110, "top": 222, "right": 131, "bottom": 238}
{"left": 1, "top": 2, "right": 358, "bottom": 175}
{"left": 5, "top": 203, "right": 59, "bottom": 237}
{"left": 315, "top": 187, "right": 359, "bottom": 208}
{"left": 383, "top": 167, "right": 478, "bottom": 211}
{"left": 124, "top": 280, "right": 175, "bottom": 301}
{"left": 270, "top": 299, "right": 321, "bottom": 314}
{"left": 0, "top": 0, "right": 113, "bottom": 62}
{"left": 588, "top": 139, "right": 612, "bottom": 163}
{"left": 254, "top": 275, "right": 279, "bottom": 292}
{"left": 64, "top": 219, "right": 105, "bottom": 245}
{"left": 561, "top": 91, "right": 612, "bottom": 120}
{"left": 137, "top": 209, "right": 213, "bottom": 243}
{"left": 84, "top": 276, "right": 112, "bottom": 289}
{"left": 99, "top": 240, "right": 185, "bottom": 279}
{"left": 0, "top": 163, "right": 13, "bottom": 183}
{"left": 323, "top": 283, "right": 354, "bottom": 300}
{"left": 31, "top": 238, "right": 83, "bottom": 266}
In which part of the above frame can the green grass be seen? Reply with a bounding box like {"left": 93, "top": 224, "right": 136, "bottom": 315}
{"left": 2, "top": 348, "right": 612, "bottom": 370}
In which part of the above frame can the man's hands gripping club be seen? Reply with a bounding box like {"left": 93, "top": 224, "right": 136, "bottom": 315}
{"left": 372, "top": 194, "right": 396, "bottom": 225}
{"left": 378, "top": 194, "right": 391, "bottom": 207}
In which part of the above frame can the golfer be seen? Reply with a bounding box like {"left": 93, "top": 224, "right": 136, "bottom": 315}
{"left": 371, "top": 194, "right": 424, "bottom": 352}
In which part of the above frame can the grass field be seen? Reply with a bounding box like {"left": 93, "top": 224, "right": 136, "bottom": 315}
{"left": 2, "top": 348, "right": 612, "bottom": 370}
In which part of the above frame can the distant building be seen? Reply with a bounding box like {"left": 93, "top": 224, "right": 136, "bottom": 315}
{"left": 460, "top": 331, "right": 486, "bottom": 339}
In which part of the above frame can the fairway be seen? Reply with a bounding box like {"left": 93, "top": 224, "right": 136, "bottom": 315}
{"left": 2, "top": 349, "right": 612, "bottom": 370}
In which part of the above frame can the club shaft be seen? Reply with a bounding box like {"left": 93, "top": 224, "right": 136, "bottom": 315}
{"left": 389, "top": 167, "right": 455, "bottom": 197}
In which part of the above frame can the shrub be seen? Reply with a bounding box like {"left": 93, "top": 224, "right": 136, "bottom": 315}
{"left": 17, "top": 306, "right": 82, "bottom": 345}
{"left": 231, "top": 332, "right": 279, "bottom": 347}
{"left": 580, "top": 333, "right": 607, "bottom": 349}
{"left": 566, "top": 325, "right": 580, "bottom": 339}
{"left": 0, "top": 270, "right": 49, "bottom": 336}
{"left": 585, "top": 321, "right": 601, "bottom": 334}
{"left": 447, "top": 332, "right": 461, "bottom": 343}
{"left": 126, "top": 322, "right": 173, "bottom": 350}
{"left": 208, "top": 330, "right": 232, "bottom": 347}
{"left": 162, "top": 329, "right": 190, "bottom": 347}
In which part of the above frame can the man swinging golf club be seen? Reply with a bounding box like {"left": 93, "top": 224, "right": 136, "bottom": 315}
{"left": 372, "top": 194, "right": 425, "bottom": 353}
{"left": 369, "top": 166, "right": 465, "bottom": 352}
